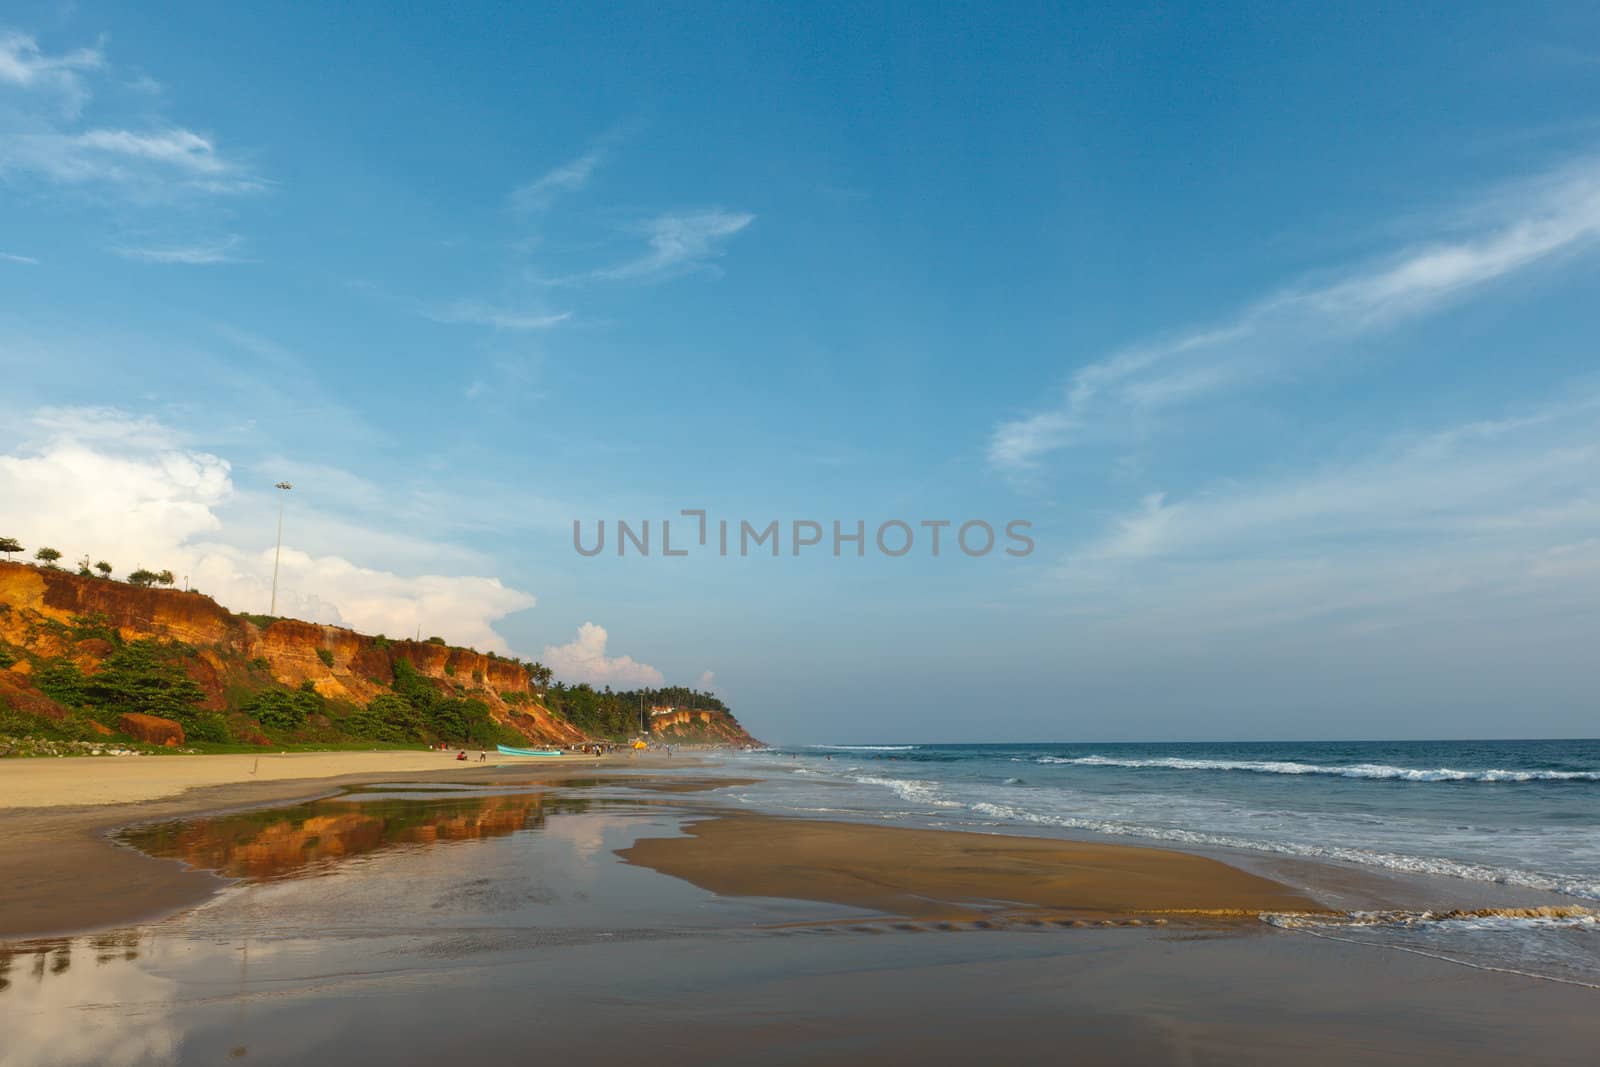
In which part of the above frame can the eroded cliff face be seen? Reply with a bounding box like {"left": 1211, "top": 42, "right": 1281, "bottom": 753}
{"left": 0, "top": 562, "right": 584, "bottom": 745}
{"left": 649, "top": 708, "right": 760, "bottom": 746}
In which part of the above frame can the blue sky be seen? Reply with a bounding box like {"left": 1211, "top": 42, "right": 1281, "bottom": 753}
{"left": 2, "top": 3, "right": 1598, "bottom": 742}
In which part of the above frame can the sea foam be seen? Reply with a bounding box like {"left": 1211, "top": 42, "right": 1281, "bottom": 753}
{"left": 1036, "top": 755, "right": 1600, "bottom": 783}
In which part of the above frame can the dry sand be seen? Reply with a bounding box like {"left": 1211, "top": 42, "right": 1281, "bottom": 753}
{"left": 0, "top": 749, "right": 598, "bottom": 809}
{"left": 619, "top": 814, "right": 1329, "bottom": 923}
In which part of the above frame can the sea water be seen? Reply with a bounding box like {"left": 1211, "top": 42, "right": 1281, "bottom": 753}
{"left": 721, "top": 739, "right": 1600, "bottom": 985}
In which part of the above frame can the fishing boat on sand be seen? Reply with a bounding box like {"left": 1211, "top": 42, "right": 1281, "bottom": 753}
{"left": 496, "top": 744, "right": 565, "bottom": 757}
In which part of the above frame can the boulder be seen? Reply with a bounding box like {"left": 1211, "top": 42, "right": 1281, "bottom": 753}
{"left": 118, "top": 712, "right": 185, "bottom": 747}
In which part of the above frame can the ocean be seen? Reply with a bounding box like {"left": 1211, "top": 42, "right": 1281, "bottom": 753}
{"left": 720, "top": 739, "right": 1600, "bottom": 986}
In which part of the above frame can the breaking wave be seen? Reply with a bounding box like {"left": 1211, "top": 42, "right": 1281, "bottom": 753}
{"left": 1037, "top": 755, "right": 1600, "bottom": 783}
{"left": 965, "top": 800, "right": 1600, "bottom": 901}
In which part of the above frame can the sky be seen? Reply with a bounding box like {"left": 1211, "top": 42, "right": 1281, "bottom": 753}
{"left": 2, "top": 3, "right": 1598, "bottom": 743}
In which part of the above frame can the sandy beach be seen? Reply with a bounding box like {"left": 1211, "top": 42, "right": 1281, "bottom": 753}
{"left": 619, "top": 814, "right": 1327, "bottom": 923}
{"left": 3, "top": 755, "right": 1598, "bottom": 1064}
{"left": 0, "top": 750, "right": 609, "bottom": 810}
{"left": 2, "top": 758, "right": 1596, "bottom": 1066}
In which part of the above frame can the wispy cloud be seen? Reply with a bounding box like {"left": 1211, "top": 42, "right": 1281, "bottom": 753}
{"left": 0, "top": 31, "right": 103, "bottom": 116}
{"left": 990, "top": 158, "right": 1600, "bottom": 472}
{"left": 4, "top": 127, "right": 263, "bottom": 194}
{"left": 583, "top": 209, "right": 755, "bottom": 283}
{"left": 1075, "top": 389, "right": 1600, "bottom": 567}
{"left": 510, "top": 149, "right": 604, "bottom": 215}
{"left": 0, "top": 32, "right": 262, "bottom": 199}
{"left": 426, "top": 299, "right": 572, "bottom": 331}
{"left": 0, "top": 251, "right": 38, "bottom": 264}
{"left": 113, "top": 236, "right": 245, "bottom": 264}
{"left": 1031, "top": 386, "right": 1600, "bottom": 656}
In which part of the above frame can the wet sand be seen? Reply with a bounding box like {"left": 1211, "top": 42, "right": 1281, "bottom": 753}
{"left": 0, "top": 753, "right": 676, "bottom": 939}
{"left": 619, "top": 814, "right": 1328, "bottom": 923}
{"left": 2, "top": 782, "right": 1595, "bottom": 1066}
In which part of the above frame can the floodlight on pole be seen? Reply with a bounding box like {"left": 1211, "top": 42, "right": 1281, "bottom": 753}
{"left": 270, "top": 482, "right": 293, "bottom": 616}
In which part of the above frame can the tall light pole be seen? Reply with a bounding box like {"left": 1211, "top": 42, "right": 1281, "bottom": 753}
{"left": 270, "top": 481, "right": 293, "bottom": 616}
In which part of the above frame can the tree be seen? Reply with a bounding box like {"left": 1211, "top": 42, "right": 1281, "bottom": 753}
{"left": 0, "top": 537, "right": 21, "bottom": 563}
{"left": 35, "top": 547, "right": 62, "bottom": 568}
{"left": 156, "top": 569, "right": 176, "bottom": 588}
{"left": 76, "top": 555, "right": 93, "bottom": 577}
{"left": 95, "top": 561, "right": 113, "bottom": 578}
{"left": 127, "top": 569, "right": 158, "bottom": 587}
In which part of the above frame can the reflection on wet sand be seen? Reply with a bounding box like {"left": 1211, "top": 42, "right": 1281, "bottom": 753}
{"left": 119, "top": 789, "right": 594, "bottom": 882}
{"left": 0, "top": 931, "right": 143, "bottom": 993}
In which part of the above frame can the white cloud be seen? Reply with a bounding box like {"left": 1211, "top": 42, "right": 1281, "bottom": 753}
{"left": 0, "top": 408, "right": 536, "bottom": 653}
{"left": 585, "top": 209, "right": 755, "bottom": 283}
{"left": 697, "top": 669, "right": 716, "bottom": 690}
{"left": 510, "top": 149, "right": 603, "bottom": 214}
{"left": 427, "top": 299, "right": 571, "bottom": 330}
{"left": 542, "top": 622, "right": 664, "bottom": 688}
{"left": 113, "top": 235, "right": 245, "bottom": 264}
{"left": 3, "top": 127, "right": 263, "bottom": 194}
{"left": 1075, "top": 391, "right": 1600, "bottom": 565}
{"left": 1049, "top": 387, "right": 1600, "bottom": 643}
{"left": 0, "top": 250, "right": 38, "bottom": 264}
{"left": 990, "top": 158, "right": 1600, "bottom": 472}
{"left": 0, "top": 33, "right": 261, "bottom": 199}
{"left": 0, "top": 31, "right": 103, "bottom": 116}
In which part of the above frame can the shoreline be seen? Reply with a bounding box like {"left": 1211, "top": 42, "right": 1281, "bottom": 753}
{"left": 1, "top": 750, "right": 1332, "bottom": 940}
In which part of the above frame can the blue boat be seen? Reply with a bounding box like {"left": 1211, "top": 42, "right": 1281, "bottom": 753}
{"left": 496, "top": 744, "right": 565, "bottom": 757}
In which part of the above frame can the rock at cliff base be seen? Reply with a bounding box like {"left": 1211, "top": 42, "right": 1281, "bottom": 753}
{"left": 118, "top": 712, "right": 185, "bottom": 747}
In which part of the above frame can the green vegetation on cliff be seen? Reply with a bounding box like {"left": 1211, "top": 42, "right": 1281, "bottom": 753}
{"left": 0, "top": 560, "right": 757, "bottom": 754}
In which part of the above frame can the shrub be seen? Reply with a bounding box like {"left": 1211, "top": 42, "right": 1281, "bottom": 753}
{"left": 35, "top": 661, "right": 86, "bottom": 706}
{"left": 242, "top": 687, "right": 323, "bottom": 733}
{"left": 186, "top": 713, "right": 231, "bottom": 743}
{"left": 316, "top": 648, "right": 335, "bottom": 667}
{"left": 348, "top": 693, "right": 423, "bottom": 742}
{"left": 426, "top": 636, "right": 446, "bottom": 646}
{"left": 68, "top": 613, "right": 118, "bottom": 643}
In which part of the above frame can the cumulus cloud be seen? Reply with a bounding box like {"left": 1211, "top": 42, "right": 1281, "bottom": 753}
{"left": 542, "top": 622, "right": 664, "bottom": 687}
{"left": 697, "top": 669, "right": 716, "bottom": 689}
{"left": 0, "top": 408, "right": 535, "bottom": 652}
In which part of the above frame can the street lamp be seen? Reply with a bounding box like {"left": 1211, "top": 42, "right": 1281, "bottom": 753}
{"left": 270, "top": 481, "right": 293, "bottom": 616}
